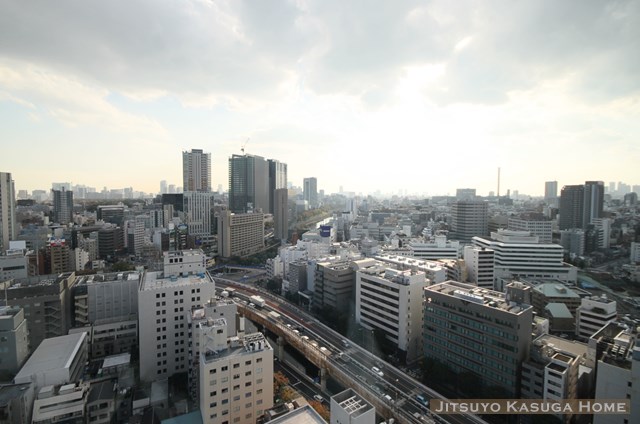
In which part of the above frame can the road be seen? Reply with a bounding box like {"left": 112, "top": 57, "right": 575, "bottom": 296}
{"left": 213, "top": 275, "right": 488, "bottom": 424}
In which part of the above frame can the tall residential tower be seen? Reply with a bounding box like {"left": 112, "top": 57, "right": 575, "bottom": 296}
{"left": 0, "top": 172, "right": 17, "bottom": 253}
{"left": 182, "top": 149, "right": 212, "bottom": 192}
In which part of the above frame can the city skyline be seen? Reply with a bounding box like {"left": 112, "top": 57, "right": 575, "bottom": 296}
{"left": 1, "top": 1, "right": 639, "bottom": 196}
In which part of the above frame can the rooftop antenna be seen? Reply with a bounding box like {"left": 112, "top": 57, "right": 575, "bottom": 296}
{"left": 241, "top": 138, "right": 250, "bottom": 154}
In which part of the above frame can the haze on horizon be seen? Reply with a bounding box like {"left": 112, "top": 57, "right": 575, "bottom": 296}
{"left": 0, "top": 0, "right": 639, "bottom": 197}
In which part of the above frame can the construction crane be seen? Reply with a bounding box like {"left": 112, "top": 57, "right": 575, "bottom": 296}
{"left": 241, "top": 138, "right": 250, "bottom": 154}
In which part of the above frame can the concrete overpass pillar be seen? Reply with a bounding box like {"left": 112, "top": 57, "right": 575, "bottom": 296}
{"left": 320, "top": 367, "right": 327, "bottom": 392}
{"left": 277, "top": 337, "right": 285, "bottom": 361}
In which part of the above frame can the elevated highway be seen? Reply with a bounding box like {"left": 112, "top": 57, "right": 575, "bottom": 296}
{"left": 215, "top": 277, "right": 489, "bottom": 424}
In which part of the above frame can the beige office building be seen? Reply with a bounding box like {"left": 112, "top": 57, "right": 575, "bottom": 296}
{"left": 198, "top": 318, "right": 273, "bottom": 424}
{"left": 217, "top": 211, "right": 264, "bottom": 258}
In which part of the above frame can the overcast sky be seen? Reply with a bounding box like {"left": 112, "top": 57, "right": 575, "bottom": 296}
{"left": 1, "top": 0, "right": 638, "bottom": 196}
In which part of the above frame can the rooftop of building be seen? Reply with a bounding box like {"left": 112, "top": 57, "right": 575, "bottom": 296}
{"left": 102, "top": 353, "right": 131, "bottom": 369}
{"left": 141, "top": 270, "right": 212, "bottom": 291}
{"left": 358, "top": 264, "right": 426, "bottom": 286}
{"left": 266, "top": 404, "right": 326, "bottom": 424}
{"left": 164, "top": 249, "right": 204, "bottom": 259}
{"left": 0, "top": 305, "right": 22, "bottom": 317}
{"left": 161, "top": 411, "right": 204, "bottom": 424}
{"left": 87, "top": 381, "right": 115, "bottom": 405}
{"left": 533, "top": 283, "right": 581, "bottom": 299}
{"left": 7, "top": 272, "right": 74, "bottom": 290}
{"left": 14, "top": 333, "right": 86, "bottom": 382}
{"left": 533, "top": 334, "right": 589, "bottom": 360}
{"left": 202, "top": 332, "right": 271, "bottom": 363}
{"left": 545, "top": 302, "right": 574, "bottom": 319}
{"left": 374, "top": 254, "right": 445, "bottom": 270}
{"left": 426, "top": 280, "right": 532, "bottom": 315}
{"left": 583, "top": 294, "right": 616, "bottom": 304}
{"left": 78, "top": 271, "right": 141, "bottom": 285}
{"left": 332, "top": 388, "right": 374, "bottom": 418}
{"left": 0, "top": 383, "right": 32, "bottom": 406}
{"left": 592, "top": 321, "right": 640, "bottom": 369}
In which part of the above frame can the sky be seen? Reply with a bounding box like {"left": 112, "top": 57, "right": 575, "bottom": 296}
{"left": 0, "top": 0, "right": 639, "bottom": 197}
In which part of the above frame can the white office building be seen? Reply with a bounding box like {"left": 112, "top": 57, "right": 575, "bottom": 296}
{"left": 576, "top": 295, "right": 617, "bottom": 340}
{"left": 508, "top": 218, "right": 553, "bottom": 244}
{"left": 473, "top": 229, "right": 577, "bottom": 290}
{"left": 591, "top": 218, "right": 612, "bottom": 249}
{"left": 356, "top": 264, "right": 428, "bottom": 363}
{"left": 183, "top": 191, "right": 216, "bottom": 237}
{"left": 198, "top": 319, "right": 273, "bottom": 424}
{"left": 463, "top": 245, "right": 495, "bottom": 289}
{"left": 408, "top": 235, "right": 460, "bottom": 260}
{"left": 373, "top": 254, "right": 446, "bottom": 284}
{"left": 138, "top": 250, "right": 216, "bottom": 382}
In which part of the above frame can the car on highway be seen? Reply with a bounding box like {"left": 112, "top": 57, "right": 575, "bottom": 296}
{"left": 383, "top": 394, "right": 393, "bottom": 403}
{"left": 342, "top": 340, "right": 350, "bottom": 348}
{"left": 416, "top": 394, "right": 429, "bottom": 407}
{"left": 313, "top": 394, "right": 324, "bottom": 403}
{"left": 371, "top": 366, "right": 384, "bottom": 377}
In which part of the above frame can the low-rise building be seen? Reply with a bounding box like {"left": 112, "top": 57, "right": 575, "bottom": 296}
{"left": 14, "top": 332, "right": 88, "bottom": 390}
{"left": 576, "top": 295, "right": 617, "bottom": 341}
{"left": 330, "top": 388, "right": 375, "bottom": 424}
{"left": 32, "top": 383, "right": 90, "bottom": 424}
{"left": 521, "top": 335, "right": 592, "bottom": 424}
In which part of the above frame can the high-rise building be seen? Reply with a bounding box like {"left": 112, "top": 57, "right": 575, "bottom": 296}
{"left": 450, "top": 200, "right": 488, "bottom": 243}
{"left": 463, "top": 245, "right": 495, "bottom": 289}
{"left": 583, "top": 181, "right": 604, "bottom": 228}
{"left": 160, "top": 180, "right": 168, "bottom": 194}
{"left": 182, "top": 149, "right": 212, "bottom": 192}
{"left": 268, "top": 159, "right": 287, "bottom": 214}
{"left": 273, "top": 188, "right": 288, "bottom": 241}
{"left": 559, "top": 185, "right": 584, "bottom": 230}
{"left": 183, "top": 191, "right": 216, "bottom": 237}
{"left": 303, "top": 177, "right": 318, "bottom": 209}
{"left": 455, "top": 188, "right": 476, "bottom": 201}
{"left": 544, "top": 181, "right": 558, "bottom": 204}
{"left": 559, "top": 181, "right": 604, "bottom": 230}
{"left": 229, "top": 154, "right": 269, "bottom": 213}
{"left": 356, "top": 264, "right": 428, "bottom": 362}
{"left": 52, "top": 188, "right": 73, "bottom": 225}
{"left": 423, "top": 281, "right": 533, "bottom": 398}
{"left": 138, "top": 250, "right": 216, "bottom": 382}
{"left": 217, "top": 211, "right": 264, "bottom": 258}
{"left": 0, "top": 172, "right": 17, "bottom": 253}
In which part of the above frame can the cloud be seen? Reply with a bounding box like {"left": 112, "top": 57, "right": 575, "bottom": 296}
{"left": 0, "top": 59, "right": 167, "bottom": 138}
